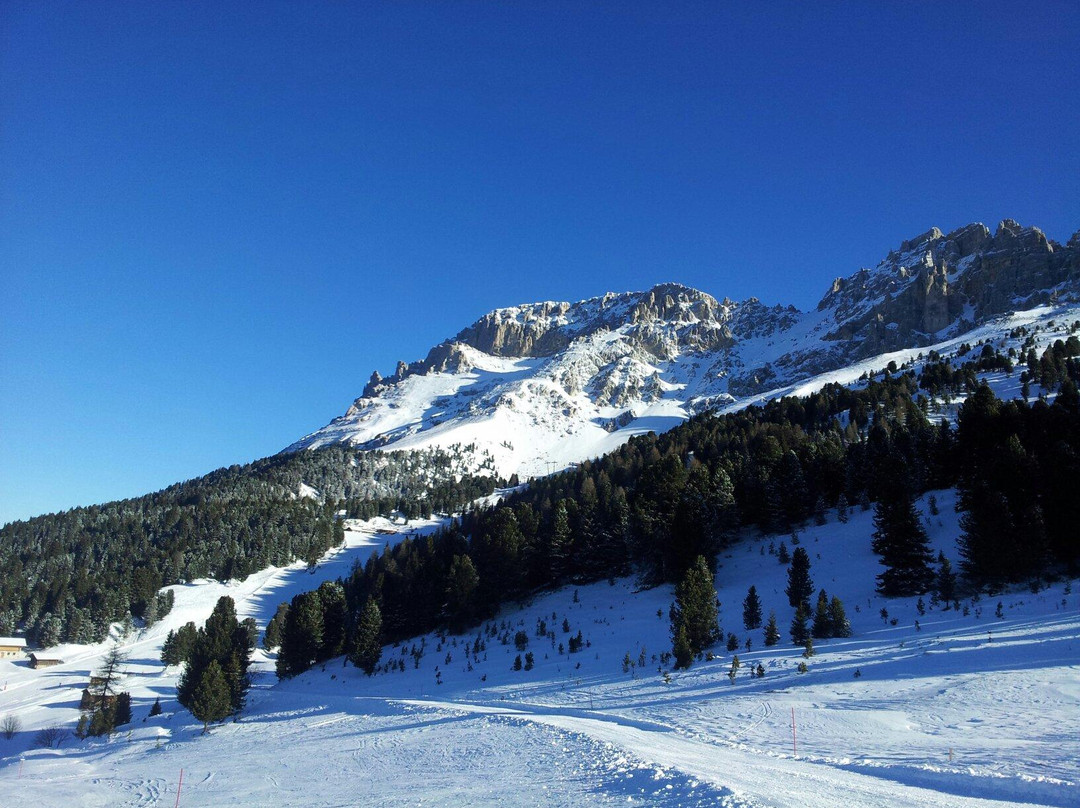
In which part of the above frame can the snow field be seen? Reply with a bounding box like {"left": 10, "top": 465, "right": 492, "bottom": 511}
{"left": 2, "top": 488, "right": 1077, "bottom": 807}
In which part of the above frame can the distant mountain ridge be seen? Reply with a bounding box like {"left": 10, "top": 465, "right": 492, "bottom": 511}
{"left": 287, "top": 220, "right": 1080, "bottom": 477}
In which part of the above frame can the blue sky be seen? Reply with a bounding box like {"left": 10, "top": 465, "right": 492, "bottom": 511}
{"left": 2, "top": 1, "right": 1078, "bottom": 524}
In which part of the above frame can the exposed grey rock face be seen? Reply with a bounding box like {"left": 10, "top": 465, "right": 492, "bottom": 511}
{"left": 817, "top": 220, "right": 1079, "bottom": 359}
{"left": 449, "top": 283, "right": 737, "bottom": 359}
{"left": 291, "top": 218, "right": 1078, "bottom": 458}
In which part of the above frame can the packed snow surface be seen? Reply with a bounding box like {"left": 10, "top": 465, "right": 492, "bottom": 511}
{"left": 3, "top": 493, "right": 1077, "bottom": 807}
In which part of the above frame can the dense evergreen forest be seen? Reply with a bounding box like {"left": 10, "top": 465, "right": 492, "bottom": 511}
{"left": 0, "top": 445, "right": 503, "bottom": 645}
{"left": 315, "top": 353, "right": 1080, "bottom": 678}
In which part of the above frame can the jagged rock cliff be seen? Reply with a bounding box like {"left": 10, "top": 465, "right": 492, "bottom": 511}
{"left": 289, "top": 219, "right": 1079, "bottom": 477}
{"left": 819, "top": 220, "right": 1080, "bottom": 358}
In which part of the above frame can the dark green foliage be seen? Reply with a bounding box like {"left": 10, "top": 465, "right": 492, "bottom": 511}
{"left": 568, "top": 630, "right": 584, "bottom": 653}
{"left": 112, "top": 692, "right": 132, "bottom": 728}
{"left": 954, "top": 383, "right": 1078, "bottom": 582}
{"left": 790, "top": 604, "right": 810, "bottom": 645}
{"left": 177, "top": 596, "right": 251, "bottom": 720}
{"left": 88, "top": 708, "right": 114, "bottom": 737}
{"left": 837, "top": 493, "right": 849, "bottom": 523}
{"left": 811, "top": 590, "right": 832, "bottom": 639}
{"left": 263, "top": 603, "right": 289, "bottom": 650}
{"left": 726, "top": 632, "right": 739, "bottom": 652}
{"left": 763, "top": 612, "right": 781, "bottom": 647}
{"left": 149, "top": 697, "right": 162, "bottom": 717}
{"left": 0, "top": 444, "right": 500, "bottom": 643}
{"left": 742, "top": 585, "right": 762, "bottom": 631}
{"left": 829, "top": 596, "right": 852, "bottom": 638}
{"left": 315, "top": 582, "right": 347, "bottom": 662}
{"left": 161, "top": 621, "right": 197, "bottom": 666}
{"left": 276, "top": 591, "right": 324, "bottom": 678}
{"left": 350, "top": 597, "right": 382, "bottom": 675}
{"left": 672, "top": 623, "right": 693, "bottom": 670}
{"left": 936, "top": 557, "right": 957, "bottom": 605}
{"left": 871, "top": 461, "right": 935, "bottom": 596}
{"left": 144, "top": 590, "right": 175, "bottom": 627}
{"left": 190, "top": 660, "right": 232, "bottom": 731}
{"left": 445, "top": 554, "right": 480, "bottom": 631}
{"left": 89, "top": 645, "right": 127, "bottom": 711}
{"left": 669, "top": 556, "right": 719, "bottom": 665}
{"left": 785, "top": 548, "right": 813, "bottom": 608}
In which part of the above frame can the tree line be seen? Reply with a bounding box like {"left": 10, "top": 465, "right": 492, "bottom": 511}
{"left": 1, "top": 445, "right": 502, "bottom": 647}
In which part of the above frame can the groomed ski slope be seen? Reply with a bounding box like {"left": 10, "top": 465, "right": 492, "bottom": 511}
{"left": 2, "top": 489, "right": 1077, "bottom": 807}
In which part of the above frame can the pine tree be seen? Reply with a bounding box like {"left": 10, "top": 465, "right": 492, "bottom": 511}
{"left": 90, "top": 644, "right": 128, "bottom": 713}
{"left": 811, "top": 589, "right": 832, "bottom": 639}
{"left": 350, "top": 597, "right": 382, "bottom": 675}
{"left": 871, "top": 467, "right": 935, "bottom": 597}
{"left": 790, "top": 604, "right": 810, "bottom": 645}
{"left": 112, "top": 692, "right": 132, "bottom": 728}
{"left": 149, "top": 697, "right": 162, "bottom": 717}
{"left": 669, "top": 555, "right": 719, "bottom": 663}
{"left": 936, "top": 556, "right": 957, "bottom": 605}
{"left": 263, "top": 602, "right": 289, "bottom": 650}
{"left": 161, "top": 622, "right": 197, "bottom": 666}
{"left": 276, "top": 590, "right": 323, "bottom": 678}
{"left": 742, "top": 585, "right": 762, "bottom": 631}
{"left": 177, "top": 596, "right": 251, "bottom": 720}
{"left": 88, "top": 706, "right": 114, "bottom": 737}
{"left": 837, "top": 493, "right": 850, "bottom": 523}
{"left": 190, "top": 660, "right": 232, "bottom": 733}
{"left": 446, "top": 554, "right": 480, "bottom": 631}
{"left": 828, "top": 596, "right": 852, "bottom": 638}
{"left": 785, "top": 547, "right": 814, "bottom": 608}
{"left": 763, "top": 612, "right": 781, "bottom": 647}
{"left": 316, "top": 581, "right": 348, "bottom": 662}
{"left": 672, "top": 623, "right": 693, "bottom": 670}
{"left": 549, "top": 499, "right": 572, "bottom": 581}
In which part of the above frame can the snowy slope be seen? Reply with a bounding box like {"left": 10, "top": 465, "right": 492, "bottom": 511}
{"left": 3, "top": 491, "right": 1077, "bottom": 807}
{"left": 289, "top": 301, "right": 1080, "bottom": 481}
{"left": 287, "top": 220, "right": 1080, "bottom": 480}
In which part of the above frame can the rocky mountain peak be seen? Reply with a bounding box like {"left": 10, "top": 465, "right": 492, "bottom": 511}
{"left": 294, "top": 217, "right": 1078, "bottom": 468}
{"left": 817, "top": 219, "right": 1078, "bottom": 358}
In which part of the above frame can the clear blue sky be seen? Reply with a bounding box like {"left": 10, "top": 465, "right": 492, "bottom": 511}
{"left": 2, "top": 1, "right": 1078, "bottom": 525}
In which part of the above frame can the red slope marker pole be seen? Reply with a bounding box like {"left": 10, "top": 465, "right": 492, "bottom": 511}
{"left": 791, "top": 707, "right": 797, "bottom": 758}
{"left": 174, "top": 768, "right": 184, "bottom": 808}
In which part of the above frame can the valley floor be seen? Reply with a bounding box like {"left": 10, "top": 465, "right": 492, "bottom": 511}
{"left": 2, "top": 494, "right": 1078, "bottom": 807}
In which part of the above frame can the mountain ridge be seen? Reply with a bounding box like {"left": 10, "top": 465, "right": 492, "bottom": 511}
{"left": 287, "top": 219, "right": 1080, "bottom": 476}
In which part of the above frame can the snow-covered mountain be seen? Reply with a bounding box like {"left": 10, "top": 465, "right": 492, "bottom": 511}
{"left": 287, "top": 220, "right": 1080, "bottom": 477}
